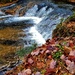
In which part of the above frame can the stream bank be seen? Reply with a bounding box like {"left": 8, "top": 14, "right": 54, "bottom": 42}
{"left": 0, "top": 0, "right": 75, "bottom": 75}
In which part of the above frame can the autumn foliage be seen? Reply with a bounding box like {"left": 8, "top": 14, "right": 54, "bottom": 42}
{"left": 5, "top": 37, "right": 75, "bottom": 75}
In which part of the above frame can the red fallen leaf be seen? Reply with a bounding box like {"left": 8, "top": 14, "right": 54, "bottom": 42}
{"left": 48, "top": 55, "right": 52, "bottom": 59}
{"left": 60, "top": 54, "right": 65, "bottom": 61}
{"left": 65, "top": 60, "right": 75, "bottom": 74}
{"left": 25, "top": 63, "right": 31, "bottom": 69}
{"left": 50, "top": 59, "right": 56, "bottom": 69}
{"left": 28, "top": 58, "right": 34, "bottom": 64}
{"left": 18, "top": 69, "right": 31, "bottom": 75}
{"left": 69, "top": 41, "right": 74, "bottom": 48}
{"left": 27, "top": 54, "right": 32, "bottom": 58}
{"left": 69, "top": 50, "right": 75, "bottom": 56}
{"left": 40, "top": 49, "right": 45, "bottom": 54}
{"left": 46, "top": 39, "right": 55, "bottom": 45}
{"left": 65, "top": 60, "right": 72, "bottom": 66}
{"left": 46, "top": 46, "right": 55, "bottom": 51}
{"left": 46, "top": 50, "right": 50, "bottom": 54}
{"left": 50, "top": 39, "right": 55, "bottom": 44}
{"left": 35, "top": 72, "right": 41, "bottom": 75}
{"left": 45, "top": 68, "right": 56, "bottom": 75}
{"left": 68, "top": 55, "right": 75, "bottom": 62}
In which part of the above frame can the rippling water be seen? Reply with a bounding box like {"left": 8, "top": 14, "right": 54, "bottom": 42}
{"left": 0, "top": 0, "right": 74, "bottom": 74}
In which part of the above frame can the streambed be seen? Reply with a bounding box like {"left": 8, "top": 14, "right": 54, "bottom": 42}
{"left": 0, "top": 0, "right": 74, "bottom": 75}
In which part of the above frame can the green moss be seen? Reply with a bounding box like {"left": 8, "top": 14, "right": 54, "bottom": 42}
{"left": 53, "top": 51, "right": 63, "bottom": 60}
{"left": 41, "top": 69, "right": 46, "bottom": 74}
{"left": 56, "top": 44, "right": 64, "bottom": 50}
{"left": 16, "top": 44, "right": 37, "bottom": 57}
{"left": 63, "top": 73, "right": 67, "bottom": 75}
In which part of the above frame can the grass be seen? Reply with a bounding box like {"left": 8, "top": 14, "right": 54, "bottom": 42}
{"left": 53, "top": 51, "right": 63, "bottom": 60}
{"left": 16, "top": 43, "right": 37, "bottom": 57}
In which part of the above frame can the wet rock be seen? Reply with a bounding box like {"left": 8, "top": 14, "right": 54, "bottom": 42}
{"left": 0, "top": 60, "right": 22, "bottom": 75}
{"left": 0, "top": 39, "right": 24, "bottom": 46}
{"left": 0, "top": 39, "right": 16, "bottom": 45}
{"left": 0, "top": 11, "right": 5, "bottom": 16}
{"left": 68, "top": 0, "right": 75, "bottom": 3}
{"left": 0, "top": 0, "right": 18, "bottom": 8}
{"left": 19, "top": 1, "right": 36, "bottom": 16}
{"left": 5, "top": 5, "right": 21, "bottom": 15}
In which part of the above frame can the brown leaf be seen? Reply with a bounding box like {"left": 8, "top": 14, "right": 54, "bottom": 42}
{"left": 37, "top": 62, "right": 45, "bottom": 69}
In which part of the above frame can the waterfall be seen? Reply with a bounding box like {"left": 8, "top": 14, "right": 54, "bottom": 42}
{"left": 22, "top": 3, "right": 72, "bottom": 46}
{"left": 0, "top": 2, "right": 72, "bottom": 46}
{"left": 0, "top": 1, "right": 74, "bottom": 75}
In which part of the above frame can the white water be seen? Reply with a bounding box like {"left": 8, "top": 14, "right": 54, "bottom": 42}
{"left": 22, "top": 4, "right": 72, "bottom": 46}
{"left": 4, "top": 16, "right": 43, "bottom": 24}
{"left": 29, "top": 27, "right": 46, "bottom": 45}
{"left": 0, "top": 15, "right": 13, "bottom": 18}
{"left": 0, "top": 3, "right": 72, "bottom": 46}
{"left": 0, "top": 2, "right": 73, "bottom": 75}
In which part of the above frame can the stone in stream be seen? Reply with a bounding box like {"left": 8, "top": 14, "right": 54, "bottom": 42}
{"left": 0, "top": 40, "right": 16, "bottom": 45}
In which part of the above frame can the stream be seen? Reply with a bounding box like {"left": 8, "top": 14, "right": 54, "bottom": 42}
{"left": 0, "top": 0, "right": 74, "bottom": 75}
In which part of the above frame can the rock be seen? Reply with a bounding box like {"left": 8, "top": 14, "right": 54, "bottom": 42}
{"left": 68, "top": 0, "right": 75, "bottom": 3}
{"left": 5, "top": 5, "right": 21, "bottom": 15}
{"left": 0, "top": 39, "right": 16, "bottom": 45}
{"left": 0, "top": 0, "right": 18, "bottom": 8}
{"left": 19, "top": 1, "right": 36, "bottom": 16}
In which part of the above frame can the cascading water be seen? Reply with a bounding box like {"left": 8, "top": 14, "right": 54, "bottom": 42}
{"left": 0, "top": 3, "right": 72, "bottom": 46}
{"left": 0, "top": 1, "right": 74, "bottom": 75}
{"left": 21, "top": 3, "right": 72, "bottom": 46}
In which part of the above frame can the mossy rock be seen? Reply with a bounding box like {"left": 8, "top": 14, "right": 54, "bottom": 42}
{"left": 52, "top": 13, "right": 75, "bottom": 38}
